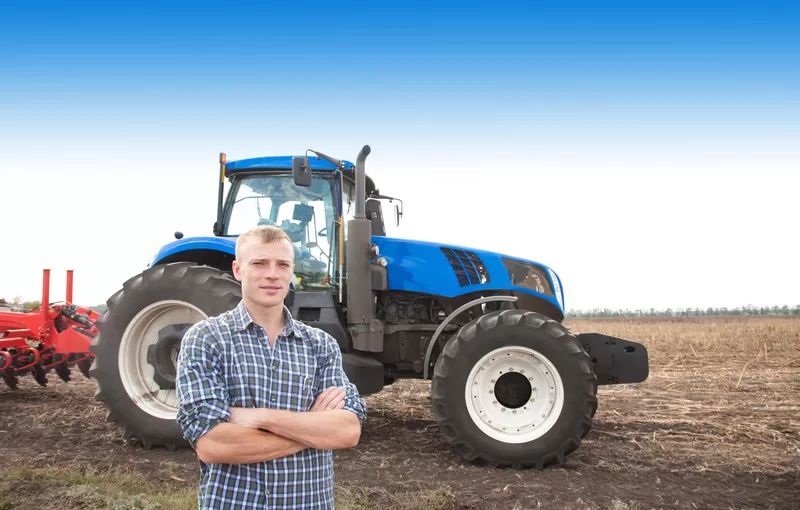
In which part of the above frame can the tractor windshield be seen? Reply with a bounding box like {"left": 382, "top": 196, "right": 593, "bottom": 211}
{"left": 225, "top": 174, "right": 337, "bottom": 290}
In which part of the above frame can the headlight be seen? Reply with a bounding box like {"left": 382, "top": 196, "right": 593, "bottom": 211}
{"left": 547, "top": 268, "right": 564, "bottom": 309}
{"left": 502, "top": 258, "right": 554, "bottom": 297}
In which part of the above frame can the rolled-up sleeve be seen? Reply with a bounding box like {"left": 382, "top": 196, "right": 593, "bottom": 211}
{"left": 175, "top": 322, "right": 230, "bottom": 448}
{"left": 316, "top": 332, "right": 367, "bottom": 425}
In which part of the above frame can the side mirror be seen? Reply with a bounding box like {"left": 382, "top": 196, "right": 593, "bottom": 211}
{"left": 292, "top": 157, "right": 311, "bottom": 187}
{"left": 394, "top": 204, "right": 402, "bottom": 226}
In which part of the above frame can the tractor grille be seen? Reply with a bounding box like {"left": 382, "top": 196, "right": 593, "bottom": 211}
{"left": 441, "top": 248, "right": 490, "bottom": 287}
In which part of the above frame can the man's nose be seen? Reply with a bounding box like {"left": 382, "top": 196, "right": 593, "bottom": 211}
{"left": 264, "top": 263, "right": 279, "bottom": 278}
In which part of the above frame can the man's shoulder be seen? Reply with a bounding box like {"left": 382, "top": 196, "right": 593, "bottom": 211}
{"left": 291, "top": 319, "right": 330, "bottom": 340}
{"left": 183, "top": 307, "right": 241, "bottom": 348}
{"left": 289, "top": 317, "right": 337, "bottom": 347}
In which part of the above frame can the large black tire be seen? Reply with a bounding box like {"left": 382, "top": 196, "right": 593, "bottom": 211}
{"left": 89, "top": 262, "right": 241, "bottom": 450}
{"left": 431, "top": 309, "right": 598, "bottom": 469}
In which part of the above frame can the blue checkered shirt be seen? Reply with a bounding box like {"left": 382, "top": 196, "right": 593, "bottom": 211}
{"left": 175, "top": 300, "right": 367, "bottom": 509}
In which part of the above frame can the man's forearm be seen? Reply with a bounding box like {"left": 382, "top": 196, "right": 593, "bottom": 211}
{"left": 259, "top": 409, "right": 361, "bottom": 450}
{"left": 195, "top": 423, "right": 307, "bottom": 465}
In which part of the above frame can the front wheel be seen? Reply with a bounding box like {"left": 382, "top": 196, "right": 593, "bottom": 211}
{"left": 90, "top": 263, "right": 242, "bottom": 449}
{"left": 431, "top": 310, "right": 597, "bottom": 469}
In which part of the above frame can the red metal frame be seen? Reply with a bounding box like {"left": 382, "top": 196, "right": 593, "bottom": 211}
{"left": 0, "top": 270, "right": 98, "bottom": 376}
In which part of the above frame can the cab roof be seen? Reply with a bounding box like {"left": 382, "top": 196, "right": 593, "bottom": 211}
{"left": 224, "top": 155, "right": 376, "bottom": 193}
{"left": 225, "top": 156, "right": 355, "bottom": 173}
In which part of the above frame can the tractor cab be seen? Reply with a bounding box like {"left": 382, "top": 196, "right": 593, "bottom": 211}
{"left": 214, "top": 153, "right": 396, "bottom": 294}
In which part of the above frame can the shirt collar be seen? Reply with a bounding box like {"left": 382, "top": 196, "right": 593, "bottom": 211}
{"left": 231, "top": 300, "right": 299, "bottom": 338}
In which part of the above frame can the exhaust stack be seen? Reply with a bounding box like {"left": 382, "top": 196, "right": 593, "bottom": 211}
{"left": 346, "top": 145, "right": 383, "bottom": 352}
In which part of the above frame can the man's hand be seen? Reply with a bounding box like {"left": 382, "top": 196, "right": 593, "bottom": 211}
{"left": 311, "top": 386, "right": 346, "bottom": 412}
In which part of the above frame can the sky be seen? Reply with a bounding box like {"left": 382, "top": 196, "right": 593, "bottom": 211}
{"left": 1, "top": 1, "right": 798, "bottom": 311}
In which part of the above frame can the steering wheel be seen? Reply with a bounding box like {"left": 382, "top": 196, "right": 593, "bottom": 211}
{"left": 258, "top": 218, "right": 278, "bottom": 227}
{"left": 318, "top": 226, "right": 327, "bottom": 237}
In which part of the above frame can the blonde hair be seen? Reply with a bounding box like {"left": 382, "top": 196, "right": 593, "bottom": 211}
{"left": 235, "top": 225, "right": 293, "bottom": 261}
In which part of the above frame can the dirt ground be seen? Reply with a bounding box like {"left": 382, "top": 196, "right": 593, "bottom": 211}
{"left": 1, "top": 316, "right": 798, "bottom": 509}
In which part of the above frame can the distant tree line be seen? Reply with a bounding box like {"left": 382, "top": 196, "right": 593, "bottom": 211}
{"left": 0, "top": 297, "right": 42, "bottom": 310}
{"left": 3, "top": 296, "right": 798, "bottom": 319}
{"left": 566, "top": 305, "right": 800, "bottom": 318}
{"left": 0, "top": 297, "right": 107, "bottom": 313}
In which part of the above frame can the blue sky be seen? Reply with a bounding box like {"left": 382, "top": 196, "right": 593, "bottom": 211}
{"left": 1, "top": 1, "right": 798, "bottom": 310}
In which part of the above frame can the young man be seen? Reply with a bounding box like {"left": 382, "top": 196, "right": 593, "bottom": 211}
{"left": 176, "top": 225, "right": 367, "bottom": 509}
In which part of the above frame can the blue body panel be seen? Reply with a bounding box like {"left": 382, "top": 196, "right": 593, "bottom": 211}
{"left": 370, "top": 236, "right": 565, "bottom": 313}
{"left": 225, "top": 156, "right": 355, "bottom": 173}
{"left": 151, "top": 236, "right": 235, "bottom": 266}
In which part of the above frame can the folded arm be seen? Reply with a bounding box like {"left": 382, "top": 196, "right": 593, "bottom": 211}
{"left": 194, "top": 423, "right": 307, "bottom": 464}
{"left": 248, "top": 406, "right": 360, "bottom": 450}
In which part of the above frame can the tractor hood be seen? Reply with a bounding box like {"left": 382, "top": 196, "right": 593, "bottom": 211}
{"left": 370, "top": 236, "right": 565, "bottom": 312}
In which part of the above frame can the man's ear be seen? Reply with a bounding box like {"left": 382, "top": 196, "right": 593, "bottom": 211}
{"left": 232, "top": 260, "right": 242, "bottom": 281}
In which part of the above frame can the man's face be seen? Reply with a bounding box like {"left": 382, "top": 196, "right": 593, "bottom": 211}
{"left": 232, "top": 238, "right": 295, "bottom": 309}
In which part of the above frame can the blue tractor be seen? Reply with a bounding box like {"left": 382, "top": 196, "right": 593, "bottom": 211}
{"left": 89, "top": 145, "right": 649, "bottom": 468}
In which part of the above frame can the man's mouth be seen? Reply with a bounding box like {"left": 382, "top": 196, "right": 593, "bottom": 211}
{"left": 260, "top": 285, "right": 282, "bottom": 291}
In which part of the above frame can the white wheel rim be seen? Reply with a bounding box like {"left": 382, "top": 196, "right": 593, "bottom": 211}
{"left": 119, "top": 300, "right": 207, "bottom": 420}
{"left": 465, "top": 345, "right": 565, "bottom": 444}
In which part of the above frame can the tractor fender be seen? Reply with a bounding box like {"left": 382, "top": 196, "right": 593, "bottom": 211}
{"left": 150, "top": 237, "right": 236, "bottom": 273}
{"left": 423, "top": 295, "right": 518, "bottom": 379}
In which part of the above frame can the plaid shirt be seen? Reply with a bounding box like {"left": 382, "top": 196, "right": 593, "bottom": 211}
{"left": 176, "top": 300, "right": 367, "bottom": 509}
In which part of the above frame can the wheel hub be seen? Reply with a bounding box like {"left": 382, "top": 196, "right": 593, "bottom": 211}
{"left": 494, "top": 371, "right": 533, "bottom": 409}
{"left": 147, "top": 323, "right": 192, "bottom": 390}
{"left": 465, "top": 345, "right": 565, "bottom": 444}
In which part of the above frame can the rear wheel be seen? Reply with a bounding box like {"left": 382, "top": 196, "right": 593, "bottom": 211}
{"left": 90, "top": 262, "right": 241, "bottom": 449}
{"left": 431, "top": 309, "right": 597, "bottom": 469}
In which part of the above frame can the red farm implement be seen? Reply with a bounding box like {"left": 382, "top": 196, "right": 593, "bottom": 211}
{"left": 0, "top": 270, "right": 98, "bottom": 389}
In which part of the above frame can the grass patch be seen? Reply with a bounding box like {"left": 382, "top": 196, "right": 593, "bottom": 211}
{"left": 335, "top": 484, "right": 459, "bottom": 510}
{"left": 0, "top": 466, "right": 196, "bottom": 510}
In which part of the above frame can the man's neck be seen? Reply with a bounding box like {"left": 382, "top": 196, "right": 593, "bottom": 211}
{"left": 243, "top": 299, "right": 285, "bottom": 345}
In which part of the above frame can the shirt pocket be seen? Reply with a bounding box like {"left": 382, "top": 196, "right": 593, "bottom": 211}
{"left": 281, "top": 361, "right": 319, "bottom": 412}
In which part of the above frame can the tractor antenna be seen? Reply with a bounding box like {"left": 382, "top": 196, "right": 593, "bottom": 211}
{"left": 306, "top": 149, "right": 346, "bottom": 170}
